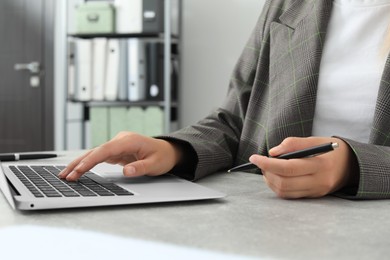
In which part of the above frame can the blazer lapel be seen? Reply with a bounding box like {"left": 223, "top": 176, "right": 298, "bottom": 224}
{"left": 266, "top": 0, "right": 333, "bottom": 149}
{"left": 370, "top": 57, "right": 390, "bottom": 145}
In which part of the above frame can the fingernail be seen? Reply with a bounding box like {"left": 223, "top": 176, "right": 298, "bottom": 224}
{"left": 125, "top": 166, "right": 136, "bottom": 177}
{"left": 269, "top": 146, "right": 281, "bottom": 156}
{"left": 58, "top": 169, "right": 65, "bottom": 177}
{"left": 66, "top": 171, "right": 77, "bottom": 180}
{"left": 250, "top": 154, "right": 265, "bottom": 163}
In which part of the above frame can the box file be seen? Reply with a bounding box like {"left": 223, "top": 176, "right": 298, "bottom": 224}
{"left": 76, "top": 2, "right": 115, "bottom": 34}
{"left": 115, "top": 0, "right": 164, "bottom": 34}
{"left": 142, "top": 0, "right": 164, "bottom": 33}
{"left": 115, "top": 0, "right": 143, "bottom": 33}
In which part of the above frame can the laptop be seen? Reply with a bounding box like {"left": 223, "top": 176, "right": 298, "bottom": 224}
{"left": 0, "top": 162, "right": 225, "bottom": 211}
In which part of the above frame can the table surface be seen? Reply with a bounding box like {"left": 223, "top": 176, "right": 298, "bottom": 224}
{"left": 1, "top": 150, "right": 390, "bottom": 260}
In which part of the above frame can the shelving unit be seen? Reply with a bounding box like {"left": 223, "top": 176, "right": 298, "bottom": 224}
{"left": 65, "top": 0, "right": 180, "bottom": 149}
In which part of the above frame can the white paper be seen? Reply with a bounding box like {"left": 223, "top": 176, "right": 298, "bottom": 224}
{"left": 0, "top": 225, "right": 255, "bottom": 260}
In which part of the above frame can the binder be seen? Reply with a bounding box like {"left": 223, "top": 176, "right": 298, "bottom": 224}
{"left": 146, "top": 42, "right": 164, "bottom": 101}
{"left": 128, "top": 39, "right": 146, "bottom": 101}
{"left": 108, "top": 107, "right": 128, "bottom": 139}
{"left": 145, "top": 42, "right": 178, "bottom": 101}
{"left": 115, "top": 0, "right": 142, "bottom": 33}
{"left": 90, "top": 107, "right": 109, "bottom": 147}
{"left": 75, "top": 39, "right": 93, "bottom": 101}
{"left": 117, "top": 39, "right": 128, "bottom": 101}
{"left": 105, "top": 39, "right": 120, "bottom": 101}
{"left": 66, "top": 102, "right": 83, "bottom": 149}
{"left": 92, "top": 38, "right": 107, "bottom": 101}
{"left": 127, "top": 106, "right": 145, "bottom": 134}
{"left": 143, "top": 106, "right": 164, "bottom": 136}
{"left": 67, "top": 39, "right": 76, "bottom": 100}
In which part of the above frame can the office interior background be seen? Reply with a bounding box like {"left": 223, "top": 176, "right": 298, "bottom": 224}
{"left": 0, "top": 0, "right": 265, "bottom": 153}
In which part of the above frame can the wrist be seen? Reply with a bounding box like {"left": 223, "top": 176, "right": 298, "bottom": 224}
{"left": 166, "top": 140, "right": 184, "bottom": 167}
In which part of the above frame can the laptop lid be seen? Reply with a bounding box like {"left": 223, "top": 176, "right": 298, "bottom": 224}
{"left": 0, "top": 162, "right": 225, "bottom": 210}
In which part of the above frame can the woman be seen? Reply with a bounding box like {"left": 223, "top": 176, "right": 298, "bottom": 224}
{"left": 60, "top": 0, "right": 390, "bottom": 199}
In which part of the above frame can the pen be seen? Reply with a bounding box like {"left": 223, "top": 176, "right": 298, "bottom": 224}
{"left": 227, "top": 142, "right": 339, "bottom": 173}
{"left": 0, "top": 153, "right": 57, "bottom": 162}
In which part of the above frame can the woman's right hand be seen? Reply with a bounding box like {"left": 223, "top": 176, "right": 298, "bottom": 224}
{"left": 59, "top": 132, "right": 183, "bottom": 181}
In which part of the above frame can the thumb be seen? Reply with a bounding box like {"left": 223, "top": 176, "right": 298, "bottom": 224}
{"left": 269, "top": 137, "right": 313, "bottom": 157}
{"left": 123, "top": 159, "right": 165, "bottom": 177}
{"left": 123, "top": 160, "right": 149, "bottom": 177}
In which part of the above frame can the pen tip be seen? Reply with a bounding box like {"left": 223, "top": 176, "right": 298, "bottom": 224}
{"left": 227, "top": 170, "right": 231, "bottom": 173}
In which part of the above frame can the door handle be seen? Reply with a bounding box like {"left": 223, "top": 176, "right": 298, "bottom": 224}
{"left": 14, "top": 62, "right": 41, "bottom": 88}
{"left": 14, "top": 61, "right": 41, "bottom": 74}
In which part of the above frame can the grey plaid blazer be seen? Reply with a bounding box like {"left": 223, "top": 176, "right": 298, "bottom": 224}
{"left": 166, "top": 0, "right": 390, "bottom": 199}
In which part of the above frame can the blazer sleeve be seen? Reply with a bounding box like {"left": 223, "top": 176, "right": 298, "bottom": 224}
{"left": 159, "top": 2, "right": 274, "bottom": 180}
{"left": 335, "top": 138, "right": 390, "bottom": 199}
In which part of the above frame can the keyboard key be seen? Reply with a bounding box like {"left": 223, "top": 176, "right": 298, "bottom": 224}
{"left": 12, "top": 165, "right": 133, "bottom": 198}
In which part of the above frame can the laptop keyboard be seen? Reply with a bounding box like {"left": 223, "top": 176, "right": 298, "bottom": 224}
{"left": 9, "top": 165, "right": 133, "bottom": 198}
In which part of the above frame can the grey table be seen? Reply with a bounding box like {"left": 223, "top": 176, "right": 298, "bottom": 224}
{"left": 1, "top": 151, "right": 389, "bottom": 259}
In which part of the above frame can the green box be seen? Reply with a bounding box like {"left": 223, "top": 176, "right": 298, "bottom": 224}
{"left": 76, "top": 2, "right": 115, "bottom": 34}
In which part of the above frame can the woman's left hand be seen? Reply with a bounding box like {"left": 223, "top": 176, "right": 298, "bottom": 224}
{"left": 249, "top": 136, "right": 355, "bottom": 199}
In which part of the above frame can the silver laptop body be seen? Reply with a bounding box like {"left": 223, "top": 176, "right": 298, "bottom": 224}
{"left": 0, "top": 162, "right": 225, "bottom": 210}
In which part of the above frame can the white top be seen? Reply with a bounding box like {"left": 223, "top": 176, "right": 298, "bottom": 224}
{"left": 312, "top": 0, "right": 390, "bottom": 142}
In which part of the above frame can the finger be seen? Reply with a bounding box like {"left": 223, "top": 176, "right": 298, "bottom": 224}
{"left": 64, "top": 146, "right": 116, "bottom": 181}
{"left": 65, "top": 136, "right": 144, "bottom": 181}
{"left": 269, "top": 137, "right": 306, "bottom": 157}
{"left": 269, "top": 136, "right": 326, "bottom": 157}
{"left": 91, "top": 134, "right": 147, "bottom": 163}
{"left": 263, "top": 171, "right": 312, "bottom": 193}
{"left": 106, "top": 154, "right": 137, "bottom": 165}
{"left": 250, "top": 155, "right": 319, "bottom": 177}
{"left": 123, "top": 158, "right": 164, "bottom": 178}
{"left": 263, "top": 172, "right": 331, "bottom": 198}
{"left": 263, "top": 173, "right": 311, "bottom": 199}
{"left": 58, "top": 150, "right": 94, "bottom": 178}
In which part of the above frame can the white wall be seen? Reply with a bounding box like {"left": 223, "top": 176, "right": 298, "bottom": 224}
{"left": 179, "top": 0, "right": 265, "bottom": 127}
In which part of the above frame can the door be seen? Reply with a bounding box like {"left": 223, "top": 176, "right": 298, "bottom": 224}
{"left": 0, "top": 0, "right": 54, "bottom": 153}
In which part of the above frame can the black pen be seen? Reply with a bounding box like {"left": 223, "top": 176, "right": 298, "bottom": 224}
{"left": 0, "top": 153, "right": 57, "bottom": 162}
{"left": 227, "top": 142, "right": 339, "bottom": 173}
